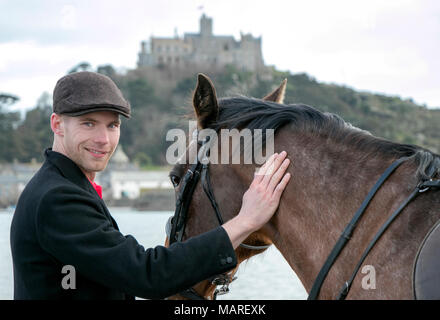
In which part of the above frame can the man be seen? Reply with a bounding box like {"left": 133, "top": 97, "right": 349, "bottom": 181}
{"left": 10, "top": 71, "right": 291, "bottom": 300}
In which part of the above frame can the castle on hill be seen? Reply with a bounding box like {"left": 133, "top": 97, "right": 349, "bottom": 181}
{"left": 137, "top": 14, "right": 266, "bottom": 73}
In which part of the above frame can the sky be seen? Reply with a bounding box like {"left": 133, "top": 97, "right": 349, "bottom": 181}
{"left": 1, "top": 0, "right": 439, "bottom": 114}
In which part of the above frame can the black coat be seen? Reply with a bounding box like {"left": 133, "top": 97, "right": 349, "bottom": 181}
{"left": 10, "top": 148, "right": 237, "bottom": 300}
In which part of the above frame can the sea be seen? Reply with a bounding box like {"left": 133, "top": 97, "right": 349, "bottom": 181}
{"left": 0, "top": 208, "right": 307, "bottom": 300}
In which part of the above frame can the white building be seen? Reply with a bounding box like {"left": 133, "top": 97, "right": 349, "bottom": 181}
{"left": 97, "top": 146, "right": 173, "bottom": 200}
{"left": 0, "top": 160, "right": 40, "bottom": 207}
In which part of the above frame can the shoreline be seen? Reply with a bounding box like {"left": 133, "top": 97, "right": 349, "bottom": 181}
{"left": 1, "top": 189, "right": 176, "bottom": 213}
{"left": 106, "top": 189, "right": 175, "bottom": 211}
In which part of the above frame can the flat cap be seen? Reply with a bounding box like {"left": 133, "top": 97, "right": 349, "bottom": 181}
{"left": 53, "top": 71, "right": 131, "bottom": 118}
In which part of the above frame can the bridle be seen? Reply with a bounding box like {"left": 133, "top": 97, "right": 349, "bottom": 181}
{"left": 167, "top": 136, "right": 440, "bottom": 300}
{"left": 166, "top": 137, "right": 271, "bottom": 300}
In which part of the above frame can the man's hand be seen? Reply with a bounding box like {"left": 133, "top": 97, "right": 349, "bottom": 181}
{"left": 223, "top": 151, "right": 291, "bottom": 249}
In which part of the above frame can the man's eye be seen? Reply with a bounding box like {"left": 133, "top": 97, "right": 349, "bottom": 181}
{"left": 83, "top": 122, "right": 93, "bottom": 127}
{"left": 170, "top": 175, "right": 181, "bottom": 187}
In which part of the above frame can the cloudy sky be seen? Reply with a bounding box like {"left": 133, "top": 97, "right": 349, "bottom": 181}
{"left": 1, "top": 0, "right": 439, "bottom": 113}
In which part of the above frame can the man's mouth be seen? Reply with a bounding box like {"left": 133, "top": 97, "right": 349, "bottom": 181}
{"left": 85, "top": 147, "right": 108, "bottom": 158}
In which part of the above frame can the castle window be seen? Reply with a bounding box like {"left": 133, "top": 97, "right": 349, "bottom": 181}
{"left": 224, "top": 44, "right": 229, "bottom": 51}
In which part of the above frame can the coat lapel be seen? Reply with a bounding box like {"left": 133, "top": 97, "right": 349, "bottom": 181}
{"left": 45, "top": 148, "right": 95, "bottom": 193}
{"left": 44, "top": 148, "right": 120, "bottom": 230}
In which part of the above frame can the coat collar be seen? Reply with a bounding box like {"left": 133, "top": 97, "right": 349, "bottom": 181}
{"left": 44, "top": 148, "right": 96, "bottom": 194}
{"left": 44, "top": 148, "right": 119, "bottom": 229}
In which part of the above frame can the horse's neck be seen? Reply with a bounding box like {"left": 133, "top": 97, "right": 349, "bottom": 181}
{"left": 267, "top": 130, "right": 406, "bottom": 294}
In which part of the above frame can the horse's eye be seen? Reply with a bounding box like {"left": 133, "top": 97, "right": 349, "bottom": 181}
{"left": 170, "top": 175, "right": 180, "bottom": 188}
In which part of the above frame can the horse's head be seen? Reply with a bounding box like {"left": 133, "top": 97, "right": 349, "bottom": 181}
{"left": 165, "top": 74, "right": 287, "bottom": 299}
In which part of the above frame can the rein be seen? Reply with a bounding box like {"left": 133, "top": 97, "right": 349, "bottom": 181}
{"left": 166, "top": 138, "right": 270, "bottom": 300}
{"left": 308, "top": 157, "right": 440, "bottom": 300}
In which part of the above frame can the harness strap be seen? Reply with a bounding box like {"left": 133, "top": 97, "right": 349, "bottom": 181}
{"left": 419, "top": 179, "right": 440, "bottom": 189}
{"left": 201, "top": 164, "right": 224, "bottom": 225}
{"left": 169, "top": 162, "right": 202, "bottom": 245}
{"left": 337, "top": 188, "right": 419, "bottom": 299}
{"left": 337, "top": 162, "right": 439, "bottom": 300}
{"left": 177, "top": 170, "right": 201, "bottom": 242}
{"left": 308, "top": 157, "right": 409, "bottom": 300}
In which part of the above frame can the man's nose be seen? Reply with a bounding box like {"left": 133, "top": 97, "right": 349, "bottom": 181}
{"left": 93, "top": 126, "right": 110, "bottom": 144}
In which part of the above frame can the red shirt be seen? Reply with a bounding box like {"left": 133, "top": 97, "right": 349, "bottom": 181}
{"left": 88, "top": 179, "right": 103, "bottom": 199}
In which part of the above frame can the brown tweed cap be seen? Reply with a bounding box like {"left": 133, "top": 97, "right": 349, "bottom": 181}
{"left": 53, "top": 71, "right": 131, "bottom": 118}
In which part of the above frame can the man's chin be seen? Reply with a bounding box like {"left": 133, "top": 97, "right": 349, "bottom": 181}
{"left": 82, "top": 161, "right": 109, "bottom": 174}
{"left": 89, "top": 164, "right": 108, "bottom": 172}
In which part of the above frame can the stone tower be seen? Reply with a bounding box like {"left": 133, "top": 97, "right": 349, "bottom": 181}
{"left": 199, "top": 14, "right": 213, "bottom": 37}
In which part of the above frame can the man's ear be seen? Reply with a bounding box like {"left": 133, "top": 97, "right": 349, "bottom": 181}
{"left": 50, "top": 113, "right": 65, "bottom": 136}
{"left": 193, "top": 73, "right": 219, "bottom": 129}
{"left": 262, "top": 79, "right": 287, "bottom": 103}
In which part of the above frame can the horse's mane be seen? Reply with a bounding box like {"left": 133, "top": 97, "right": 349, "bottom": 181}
{"left": 210, "top": 97, "right": 439, "bottom": 179}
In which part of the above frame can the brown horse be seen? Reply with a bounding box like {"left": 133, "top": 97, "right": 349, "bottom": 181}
{"left": 166, "top": 74, "right": 440, "bottom": 300}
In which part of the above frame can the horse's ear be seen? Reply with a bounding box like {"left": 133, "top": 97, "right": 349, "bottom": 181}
{"left": 193, "top": 73, "right": 219, "bottom": 129}
{"left": 262, "top": 79, "right": 287, "bottom": 103}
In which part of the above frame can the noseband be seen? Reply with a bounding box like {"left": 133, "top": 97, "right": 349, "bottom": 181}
{"left": 166, "top": 138, "right": 270, "bottom": 300}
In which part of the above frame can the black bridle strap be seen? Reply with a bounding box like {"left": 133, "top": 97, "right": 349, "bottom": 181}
{"left": 201, "top": 163, "right": 271, "bottom": 251}
{"left": 419, "top": 179, "right": 440, "bottom": 189}
{"left": 168, "top": 139, "right": 271, "bottom": 300}
{"left": 169, "top": 162, "right": 202, "bottom": 245}
{"left": 201, "top": 163, "right": 224, "bottom": 225}
{"left": 308, "top": 157, "right": 409, "bottom": 300}
{"left": 337, "top": 188, "right": 419, "bottom": 299}
{"left": 337, "top": 159, "right": 440, "bottom": 300}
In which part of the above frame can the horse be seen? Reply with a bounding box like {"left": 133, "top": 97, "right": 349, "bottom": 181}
{"left": 165, "top": 74, "right": 440, "bottom": 300}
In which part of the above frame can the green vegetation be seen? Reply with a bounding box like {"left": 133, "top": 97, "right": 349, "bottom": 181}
{"left": 0, "top": 64, "right": 438, "bottom": 165}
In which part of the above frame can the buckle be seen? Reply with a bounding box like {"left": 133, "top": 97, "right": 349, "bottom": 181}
{"left": 213, "top": 285, "right": 230, "bottom": 297}
{"left": 211, "top": 273, "right": 237, "bottom": 299}
{"left": 418, "top": 179, "right": 433, "bottom": 193}
{"left": 211, "top": 274, "right": 229, "bottom": 286}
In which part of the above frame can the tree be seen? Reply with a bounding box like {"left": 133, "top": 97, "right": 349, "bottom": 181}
{"left": 13, "top": 105, "right": 52, "bottom": 162}
{"left": 97, "top": 65, "right": 117, "bottom": 78}
{"left": 0, "top": 93, "right": 19, "bottom": 107}
{"left": 125, "top": 78, "right": 155, "bottom": 109}
{"left": 0, "top": 109, "right": 20, "bottom": 162}
{"left": 68, "top": 62, "right": 93, "bottom": 74}
{"left": 36, "top": 92, "right": 52, "bottom": 111}
{"left": 0, "top": 93, "right": 21, "bottom": 162}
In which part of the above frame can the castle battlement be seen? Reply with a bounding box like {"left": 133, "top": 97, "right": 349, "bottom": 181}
{"left": 137, "top": 14, "right": 265, "bottom": 73}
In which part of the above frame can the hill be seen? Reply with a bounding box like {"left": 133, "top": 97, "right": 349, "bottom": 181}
{"left": 1, "top": 65, "right": 438, "bottom": 165}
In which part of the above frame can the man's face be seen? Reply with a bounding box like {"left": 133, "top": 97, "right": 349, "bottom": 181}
{"left": 60, "top": 111, "right": 121, "bottom": 175}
